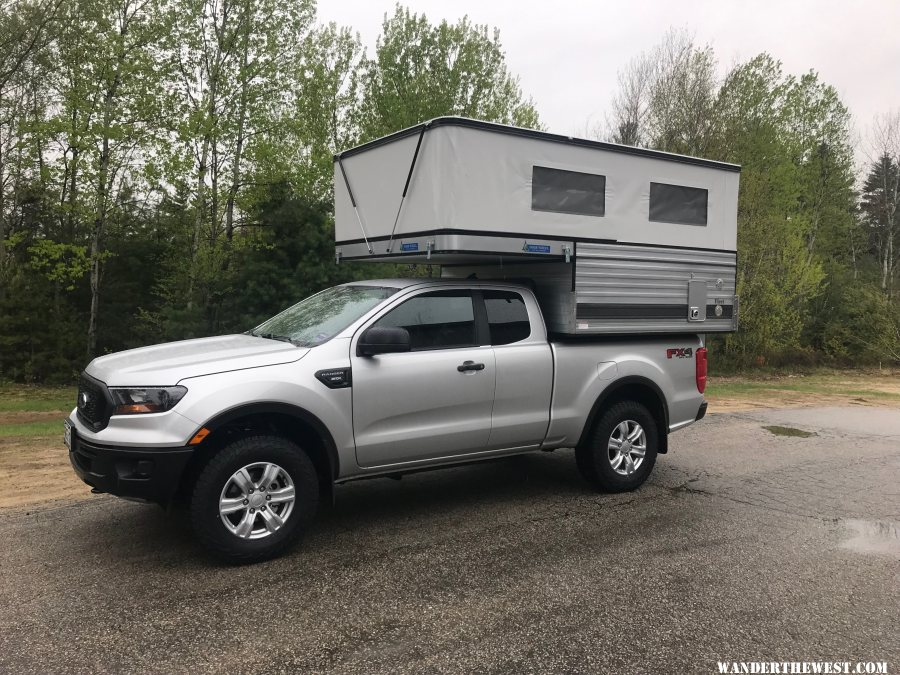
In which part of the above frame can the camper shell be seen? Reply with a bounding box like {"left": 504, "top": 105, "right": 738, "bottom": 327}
{"left": 334, "top": 117, "right": 740, "bottom": 334}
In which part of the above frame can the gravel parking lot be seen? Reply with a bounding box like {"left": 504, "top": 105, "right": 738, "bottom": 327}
{"left": 1, "top": 405, "right": 898, "bottom": 674}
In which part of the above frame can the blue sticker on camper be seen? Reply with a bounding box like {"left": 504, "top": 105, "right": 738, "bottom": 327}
{"left": 524, "top": 244, "right": 551, "bottom": 253}
{"left": 401, "top": 242, "right": 419, "bottom": 252}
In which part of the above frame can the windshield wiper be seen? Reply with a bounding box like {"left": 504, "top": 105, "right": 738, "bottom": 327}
{"left": 249, "top": 331, "right": 302, "bottom": 346}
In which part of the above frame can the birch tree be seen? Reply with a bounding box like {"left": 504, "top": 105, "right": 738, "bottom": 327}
{"left": 49, "top": 0, "right": 168, "bottom": 356}
{"left": 862, "top": 112, "right": 900, "bottom": 297}
{"left": 605, "top": 29, "right": 718, "bottom": 155}
{"left": 168, "top": 0, "right": 314, "bottom": 312}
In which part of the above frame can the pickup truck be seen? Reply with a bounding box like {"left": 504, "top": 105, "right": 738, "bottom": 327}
{"left": 66, "top": 278, "right": 708, "bottom": 563}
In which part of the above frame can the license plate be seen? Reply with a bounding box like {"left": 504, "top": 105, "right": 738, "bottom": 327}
{"left": 64, "top": 420, "right": 72, "bottom": 450}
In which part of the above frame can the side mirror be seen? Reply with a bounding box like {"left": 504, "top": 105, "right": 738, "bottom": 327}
{"left": 357, "top": 326, "right": 411, "bottom": 357}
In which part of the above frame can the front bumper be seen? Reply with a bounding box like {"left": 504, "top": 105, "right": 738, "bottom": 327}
{"left": 67, "top": 419, "right": 193, "bottom": 506}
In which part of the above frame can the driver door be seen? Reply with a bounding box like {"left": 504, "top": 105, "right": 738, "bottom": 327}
{"left": 351, "top": 289, "right": 496, "bottom": 468}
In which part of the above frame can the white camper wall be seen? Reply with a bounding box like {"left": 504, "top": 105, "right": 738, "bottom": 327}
{"left": 334, "top": 131, "right": 427, "bottom": 243}
{"left": 335, "top": 120, "right": 739, "bottom": 252}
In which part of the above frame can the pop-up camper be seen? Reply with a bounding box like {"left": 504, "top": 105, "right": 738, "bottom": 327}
{"left": 334, "top": 117, "right": 739, "bottom": 335}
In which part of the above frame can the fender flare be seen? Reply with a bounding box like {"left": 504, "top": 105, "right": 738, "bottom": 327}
{"left": 576, "top": 376, "right": 670, "bottom": 453}
{"left": 196, "top": 402, "right": 340, "bottom": 479}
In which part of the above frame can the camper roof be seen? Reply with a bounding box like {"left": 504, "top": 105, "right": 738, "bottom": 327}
{"left": 335, "top": 116, "right": 741, "bottom": 173}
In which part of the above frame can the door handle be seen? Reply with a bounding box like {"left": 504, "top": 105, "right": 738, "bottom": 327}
{"left": 457, "top": 361, "right": 485, "bottom": 372}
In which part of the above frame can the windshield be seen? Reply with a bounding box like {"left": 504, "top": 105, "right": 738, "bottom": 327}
{"left": 250, "top": 285, "right": 398, "bottom": 347}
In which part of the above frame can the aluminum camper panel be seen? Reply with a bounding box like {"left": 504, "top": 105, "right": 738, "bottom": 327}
{"left": 442, "top": 242, "right": 738, "bottom": 334}
{"left": 573, "top": 242, "right": 736, "bottom": 333}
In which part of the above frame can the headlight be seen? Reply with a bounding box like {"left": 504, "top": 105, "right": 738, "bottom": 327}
{"left": 109, "top": 386, "right": 188, "bottom": 415}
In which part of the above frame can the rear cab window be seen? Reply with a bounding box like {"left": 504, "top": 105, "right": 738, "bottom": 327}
{"left": 484, "top": 290, "right": 531, "bottom": 345}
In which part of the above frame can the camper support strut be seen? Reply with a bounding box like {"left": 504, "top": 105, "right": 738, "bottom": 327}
{"left": 337, "top": 155, "right": 373, "bottom": 254}
{"left": 386, "top": 124, "right": 428, "bottom": 253}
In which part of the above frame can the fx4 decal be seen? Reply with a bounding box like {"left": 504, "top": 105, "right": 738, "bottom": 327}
{"left": 666, "top": 347, "right": 694, "bottom": 359}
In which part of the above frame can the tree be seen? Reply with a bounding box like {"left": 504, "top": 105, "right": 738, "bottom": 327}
{"left": 48, "top": 0, "right": 169, "bottom": 357}
{"left": 293, "top": 23, "right": 366, "bottom": 201}
{"left": 215, "top": 190, "right": 370, "bottom": 333}
{"left": 605, "top": 29, "right": 718, "bottom": 156}
{"left": 861, "top": 112, "right": 900, "bottom": 297}
{"left": 716, "top": 57, "right": 856, "bottom": 361}
{"left": 167, "top": 0, "right": 316, "bottom": 316}
{"left": 0, "top": 0, "right": 61, "bottom": 94}
{"left": 0, "top": 0, "right": 61, "bottom": 295}
{"left": 0, "top": 0, "right": 550, "bottom": 382}
{"left": 358, "top": 5, "right": 540, "bottom": 141}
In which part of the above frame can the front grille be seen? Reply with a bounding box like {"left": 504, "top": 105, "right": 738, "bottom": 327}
{"left": 76, "top": 373, "right": 112, "bottom": 431}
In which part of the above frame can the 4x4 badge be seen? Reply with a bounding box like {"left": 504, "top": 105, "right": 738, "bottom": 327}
{"left": 666, "top": 347, "right": 693, "bottom": 359}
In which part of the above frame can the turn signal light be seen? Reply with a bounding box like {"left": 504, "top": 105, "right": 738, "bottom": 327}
{"left": 189, "top": 427, "right": 210, "bottom": 445}
{"left": 114, "top": 403, "right": 162, "bottom": 414}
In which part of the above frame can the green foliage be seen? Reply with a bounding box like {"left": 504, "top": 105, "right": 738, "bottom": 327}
{"left": 357, "top": 5, "right": 541, "bottom": 140}
{"left": 294, "top": 23, "right": 367, "bottom": 200}
{"left": 0, "top": 265, "right": 86, "bottom": 383}
{"left": 27, "top": 240, "right": 91, "bottom": 290}
{"left": 715, "top": 57, "right": 870, "bottom": 363}
{"left": 0, "top": 2, "right": 897, "bottom": 382}
{"left": 810, "top": 267, "right": 900, "bottom": 362}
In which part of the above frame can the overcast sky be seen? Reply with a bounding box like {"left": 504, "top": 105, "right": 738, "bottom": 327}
{"left": 317, "top": 0, "right": 900, "bottom": 161}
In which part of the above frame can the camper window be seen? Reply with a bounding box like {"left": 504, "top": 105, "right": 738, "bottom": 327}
{"left": 649, "top": 182, "right": 708, "bottom": 226}
{"left": 532, "top": 166, "right": 605, "bottom": 217}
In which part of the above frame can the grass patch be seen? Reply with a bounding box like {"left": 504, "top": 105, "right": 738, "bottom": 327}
{"left": 0, "top": 420, "right": 65, "bottom": 438}
{"left": 0, "top": 386, "right": 75, "bottom": 413}
{"left": 707, "top": 377, "right": 900, "bottom": 401}
{"left": 763, "top": 425, "right": 817, "bottom": 438}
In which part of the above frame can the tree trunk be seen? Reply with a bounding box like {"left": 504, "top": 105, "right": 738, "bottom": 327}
{"left": 87, "top": 9, "right": 128, "bottom": 357}
{"left": 0, "top": 141, "right": 6, "bottom": 293}
{"left": 188, "top": 2, "right": 228, "bottom": 311}
{"left": 87, "top": 111, "right": 113, "bottom": 358}
{"left": 188, "top": 139, "right": 209, "bottom": 311}
{"left": 888, "top": 230, "right": 895, "bottom": 299}
{"left": 87, "top": 233, "right": 102, "bottom": 356}
{"left": 224, "top": 2, "right": 252, "bottom": 243}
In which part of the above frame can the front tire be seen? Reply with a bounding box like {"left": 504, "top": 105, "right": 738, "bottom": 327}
{"left": 576, "top": 400, "right": 659, "bottom": 492}
{"left": 189, "top": 435, "right": 319, "bottom": 564}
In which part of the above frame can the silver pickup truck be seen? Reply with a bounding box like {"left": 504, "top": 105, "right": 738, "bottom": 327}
{"left": 66, "top": 278, "right": 708, "bottom": 563}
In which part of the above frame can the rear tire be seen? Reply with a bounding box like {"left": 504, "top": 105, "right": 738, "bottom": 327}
{"left": 576, "top": 400, "right": 659, "bottom": 492}
{"left": 189, "top": 435, "right": 319, "bottom": 564}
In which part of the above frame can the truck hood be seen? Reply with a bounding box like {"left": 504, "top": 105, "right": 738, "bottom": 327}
{"left": 85, "top": 334, "right": 309, "bottom": 386}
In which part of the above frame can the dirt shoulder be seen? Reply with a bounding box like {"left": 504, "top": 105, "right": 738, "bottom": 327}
{"left": 705, "top": 371, "right": 900, "bottom": 413}
{"left": 0, "top": 435, "right": 90, "bottom": 509}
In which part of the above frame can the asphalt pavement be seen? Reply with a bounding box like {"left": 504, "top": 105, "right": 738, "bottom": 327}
{"left": 0, "top": 406, "right": 898, "bottom": 674}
